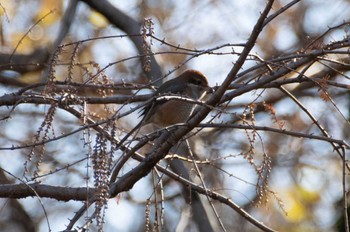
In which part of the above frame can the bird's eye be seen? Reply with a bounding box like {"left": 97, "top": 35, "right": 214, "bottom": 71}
{"left": 190, "top": 78, "right": 202, "bottom": 85}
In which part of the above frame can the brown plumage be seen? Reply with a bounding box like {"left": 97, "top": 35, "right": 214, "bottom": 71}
{"left": 142, "top": 69, "right": 211, "bottom": 127}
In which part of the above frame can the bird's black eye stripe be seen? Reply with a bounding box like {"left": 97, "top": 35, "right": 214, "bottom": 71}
{"left": 190, "top": 78, "right": 202, "bottom": 85}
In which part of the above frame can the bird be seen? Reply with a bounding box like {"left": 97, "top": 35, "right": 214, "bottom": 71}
{"left": 113, "top": 70, "right": 211, "bottom": 174}
{"left": 115, "top": 69, "right": 211, "bottom": 154}
{"left": 141, "top": 69, "right": 212, "bottom": 127}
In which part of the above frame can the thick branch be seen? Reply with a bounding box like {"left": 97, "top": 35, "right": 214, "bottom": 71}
{"left": 107, "top": 1, "right": 277, "bottom": 231}
{"left": 0, "top": 183, "right": 94, "bottom": 201}
{"left": 0, "top": 93, "right": 151, "bottom": 107}
{"left": 79, "top": 0, "right": 162, "bottom": 83}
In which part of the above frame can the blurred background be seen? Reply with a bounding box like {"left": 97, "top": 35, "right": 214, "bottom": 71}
{"left": 0, "top": 0, "right": 350, "bottom": 231}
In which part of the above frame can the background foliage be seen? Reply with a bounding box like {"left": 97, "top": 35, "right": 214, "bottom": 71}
{"left": 0, "top": 0, "right": 350, "bottom": 231}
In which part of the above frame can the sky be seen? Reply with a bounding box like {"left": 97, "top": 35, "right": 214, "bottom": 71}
{"left": 1, "top": 0, "right": 350, "bottom": 231}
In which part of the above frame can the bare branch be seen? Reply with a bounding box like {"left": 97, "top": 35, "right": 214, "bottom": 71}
{"left": 79, "top": 0, "right": 162, "bottom": 83}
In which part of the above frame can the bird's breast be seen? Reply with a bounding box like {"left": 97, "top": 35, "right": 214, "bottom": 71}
{"left": 149, "top": 100, "right": 197, "bottom": 127}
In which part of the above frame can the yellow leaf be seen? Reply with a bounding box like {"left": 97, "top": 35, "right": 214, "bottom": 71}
{"left": 89, "top": 11, "right": 108, "bottom": 28}
{"left": 18, "top": 71, "right": 43, "bottom": 84}
{"left": 283, "top": 185, "right": 321, "bottom": 223}
{"left": 34, "top": 0, "right": 63, "bottom": 25}
{"left": 10, "top": 33, "right": 34, "bottom": 53}
{"left": 285, "top": 198, "right": 306, "bottom": 222}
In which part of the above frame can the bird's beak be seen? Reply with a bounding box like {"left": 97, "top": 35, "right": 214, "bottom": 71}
{"left": 205, "top": 86, "right": 214, "bottom": 94}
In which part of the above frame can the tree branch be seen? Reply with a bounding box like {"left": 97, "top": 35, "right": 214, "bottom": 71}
{"left": 0, "top": 183, "right": 94, "bottom": 201}
{"left": 79, "top": 0, "right": 162, "bottom": 83}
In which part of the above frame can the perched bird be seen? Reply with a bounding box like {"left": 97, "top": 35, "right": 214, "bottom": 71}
{"left": 116, "top": 69, "right": 211, "bottom": 152}
{"left": 142, "top": 69, "right": 211, "bottom": 127}
{"left": 113, "top": 70, "right": 211, "bottom": 185}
